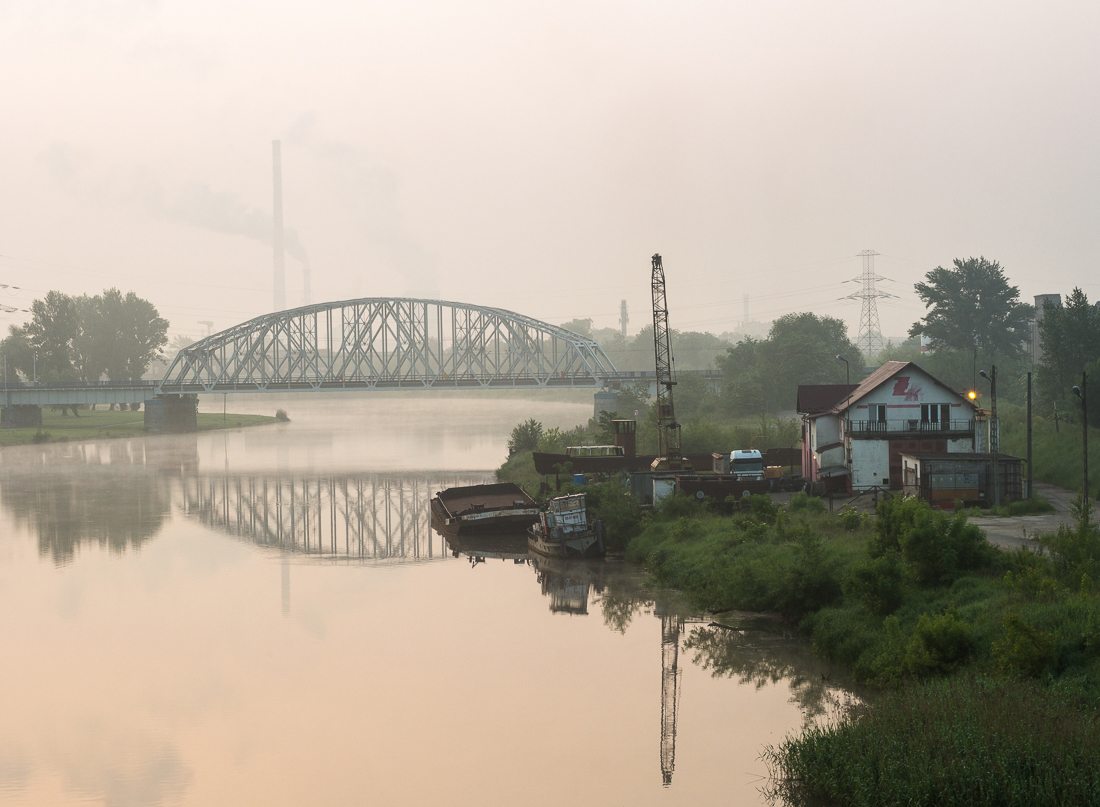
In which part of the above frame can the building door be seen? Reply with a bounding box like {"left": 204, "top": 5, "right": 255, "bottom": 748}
{"left": 888, "top": 438, "right": 947, "bottom": 489}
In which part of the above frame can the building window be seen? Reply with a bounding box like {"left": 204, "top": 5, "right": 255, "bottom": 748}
{"left": 920, "top": 404, "right": 952, "bottom": 428}
{"left": 870, "top": 404, "right": 887, "bottom": 423}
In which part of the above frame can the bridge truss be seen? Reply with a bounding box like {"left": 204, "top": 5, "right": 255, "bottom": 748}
{"left": 182, "top": 471, "right": 485, "bottom": 565}
{"left": 159, "top": 298, "right": 618, "bottom": 393}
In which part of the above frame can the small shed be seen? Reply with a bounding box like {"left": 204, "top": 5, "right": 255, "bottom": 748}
{"left": 900, "top": 452, "right": 1023, "bottom": 509}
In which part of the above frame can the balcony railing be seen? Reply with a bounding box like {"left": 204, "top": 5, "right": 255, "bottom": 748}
{"left": 849, "top": 419, "right": 975, "bottom": 436}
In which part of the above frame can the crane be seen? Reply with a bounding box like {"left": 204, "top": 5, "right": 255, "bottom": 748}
{"left": 650, "top": 254, "right": 687, "bottom": 471}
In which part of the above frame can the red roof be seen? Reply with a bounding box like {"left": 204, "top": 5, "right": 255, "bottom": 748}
{"left": 814, "top": 360, "right": 974, "bottom": 417}
{"left": 796, "top": 384, "right": 859, "bottom": 414}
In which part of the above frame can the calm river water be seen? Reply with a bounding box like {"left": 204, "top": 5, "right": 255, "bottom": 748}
{"left": 0, "top": 395, "right": 852, "bottom": 806}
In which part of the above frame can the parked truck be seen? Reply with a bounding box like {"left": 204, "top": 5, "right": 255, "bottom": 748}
{"left": 730, "top": 449, "right": 765, "bottom": 482}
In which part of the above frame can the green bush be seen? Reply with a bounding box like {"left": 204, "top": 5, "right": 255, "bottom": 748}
{"left": 788, "top": 491, "right": 825, "bottom": 514}
{"left": 873, "top": 496, "right": 992, "bottom": 586}
{"left": 746, "top": 493, "right": 779, "bottom": 524}
{"left": 992, "top": 611, "right": 1057, "bottom": 678}
{"left": 845, "top": 550, "right": 905, "bottom": 615}
{"left": 904, "top": 611, "right": 973, "bottom": 676}
{"left": 1040, "top": 495, "right": 1100, "bottom": 584}
{"left": 837, "top": 503, "right": 864, "bottom": 531}
{"left": 778, "top": 533, "right": 843, "bottom": 619}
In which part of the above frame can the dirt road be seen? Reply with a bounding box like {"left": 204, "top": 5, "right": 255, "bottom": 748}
{"left": 966, "top": 482, "right": 1095, "bottom": 550}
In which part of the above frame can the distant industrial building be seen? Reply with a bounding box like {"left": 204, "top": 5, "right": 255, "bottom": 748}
{"left": 1030, "top": 293, "right": 1061, "bottom": 365}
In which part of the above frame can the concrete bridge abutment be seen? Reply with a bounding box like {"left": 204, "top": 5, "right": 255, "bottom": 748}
{"left": 144, "top": 395, "right": 198, "bottom": 433}
{"left": 1, "top": 405, "right": 43, "bottom": 429}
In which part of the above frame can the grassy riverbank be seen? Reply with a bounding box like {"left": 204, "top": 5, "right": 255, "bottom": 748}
{"left": 626, "top": 492, "right": 1100, "bottom": 804}
{"left": 0, "top": 408, "right": 279, "bottom": 446}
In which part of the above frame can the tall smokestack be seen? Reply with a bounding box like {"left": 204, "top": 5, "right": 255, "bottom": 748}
{"left": 272, "top": 140, "right": 286, "bottom": 311}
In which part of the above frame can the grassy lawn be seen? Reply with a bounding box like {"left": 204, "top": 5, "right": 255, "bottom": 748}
{"left": 0, "top": 408, "right": 278, "bottom": 446}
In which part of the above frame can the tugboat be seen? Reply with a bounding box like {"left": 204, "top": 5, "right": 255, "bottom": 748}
{"left": 430, "top": 483, "right": 541, "bottom": 536}
{"left": 527, "top": 493, "right": 605, "bottom": 559}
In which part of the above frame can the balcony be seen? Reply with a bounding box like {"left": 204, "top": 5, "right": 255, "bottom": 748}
{"left": 849, "top": 419, "right": 975, "bottom": 438}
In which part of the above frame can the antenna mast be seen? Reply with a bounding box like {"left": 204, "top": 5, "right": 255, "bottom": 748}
{"left": 651, "top": 254, "right": 682, "bottom": 468}
{"left": 842, "top": 250, "right": 895, "bottom": 358}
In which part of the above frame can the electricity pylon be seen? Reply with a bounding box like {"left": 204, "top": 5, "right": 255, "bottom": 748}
{"left": 841, "top": 250, "right": 895, "bottom": 359}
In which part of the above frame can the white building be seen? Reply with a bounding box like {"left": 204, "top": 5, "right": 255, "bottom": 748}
{"left": 797, "top": 361, "right": 982, "bottom": 493}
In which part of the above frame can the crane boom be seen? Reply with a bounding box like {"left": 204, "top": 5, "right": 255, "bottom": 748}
{"left": 651, "top": 253, "right": 683, "bottom": 469}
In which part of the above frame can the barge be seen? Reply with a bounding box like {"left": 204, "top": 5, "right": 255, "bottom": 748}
{"left": 528, "top": 493, "right": 605, "bottom": 559}
{"left": 430, "top": 483, "right": 540, "bottom": 536}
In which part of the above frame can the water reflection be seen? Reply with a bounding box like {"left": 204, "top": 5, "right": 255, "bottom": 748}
{"left": 684, "top": 622, "right": 858, "bottom": 725}
{"left": 182, "top": 472, "right": 484, "bottom": 565}
{"left": 0, "top": 467, "right": 171, "bottom": 565}
{"left": 0, "top": 438, "right": 858, "bottom": 803}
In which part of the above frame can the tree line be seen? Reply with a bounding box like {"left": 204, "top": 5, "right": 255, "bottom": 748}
{"left": 1, "top": 289, "right": 168, "bottom": 384}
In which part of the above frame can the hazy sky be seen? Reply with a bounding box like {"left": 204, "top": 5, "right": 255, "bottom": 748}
{"left": 2, "top": 0, "right": 1098, "bottom": 343}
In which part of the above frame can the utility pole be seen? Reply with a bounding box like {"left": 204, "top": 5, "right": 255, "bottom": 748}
{"left": 841, "top": 250, "right": 896, "bottom": 360}
{"left": 981, "top": 366, "right": 999, "bottom": 507}
{"left": 1073, "top": 373, "right": 1089, "bottom": 513}
{"left": 1027, "top": 372, "right": 1033, "bottom": 500}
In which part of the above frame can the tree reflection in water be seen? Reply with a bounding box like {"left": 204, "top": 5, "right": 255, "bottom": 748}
{"left": 684, "top": 623, "right": 860, "bottom": 724}
{"left": 0, "top": 439, "right": 190, "bottom": 565}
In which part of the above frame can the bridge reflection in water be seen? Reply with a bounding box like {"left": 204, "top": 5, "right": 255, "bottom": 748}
{"left": 183, "top": 472, "right": 488, "bottom": 565}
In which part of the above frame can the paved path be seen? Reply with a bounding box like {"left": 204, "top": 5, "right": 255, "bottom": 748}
{"left": 966, "top": 482, "right": 1095, "bottom": 551}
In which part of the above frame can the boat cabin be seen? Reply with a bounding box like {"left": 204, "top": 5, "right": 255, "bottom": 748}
{"left": 565, "top": 445, "right": 625, "bottom": 458}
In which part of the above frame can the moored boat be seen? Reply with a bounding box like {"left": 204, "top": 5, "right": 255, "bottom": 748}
{"left": 430, "top": 483, "right": 540, "bottom": 536}
{"left": 527, "top": 493, "right": 605, "bottom": 559}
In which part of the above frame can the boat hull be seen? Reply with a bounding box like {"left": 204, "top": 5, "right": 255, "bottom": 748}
{"left": 527, "top": 527, "right": 605, "bottom": 559}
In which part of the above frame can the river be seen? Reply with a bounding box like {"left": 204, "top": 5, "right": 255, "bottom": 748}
{"left": 0, "top": 395, "right": 853, "bottom": 806}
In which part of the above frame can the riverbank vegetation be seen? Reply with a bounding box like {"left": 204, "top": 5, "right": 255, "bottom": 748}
{"left": 626, "top": 490, "right": 1100, "bottom": 804}
{"left": 0, "top": 408, "right": 279, "bottom": 446}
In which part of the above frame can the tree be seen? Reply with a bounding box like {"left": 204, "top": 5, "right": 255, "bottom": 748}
{"left": 717, "top": 313, "right": 862, "bottom": 415}
{"left": 508, "top": 418, "right": 543, "bottom": 455}
{"left": 909, "top": 257, "right": 1032, "bottom": 361}
{"left": 22, "top": 291, "right": 80, "bottom": 381}
{"left": 1037, "top": 288, "right": 1100, "bottom": 424}
{"left": 0, "top": 325, "right": 36, "bottom": 382}
{"left": 0, "top": 288, "right": 169, "bottom": 386}
{"left": 559, "top": 318, "right": 593, "bottom": 337}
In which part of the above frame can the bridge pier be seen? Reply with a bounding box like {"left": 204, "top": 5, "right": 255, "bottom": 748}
{"left": 144, "top": 395, "right": 198, "bottom": 433}
{"left": 595, "top": 391, "right": 618, "bottom": 418}
{"left": 1, "top": 405, "right": 42, "bottom": 429}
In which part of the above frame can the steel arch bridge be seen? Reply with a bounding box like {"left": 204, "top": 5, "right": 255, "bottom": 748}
{"left": 158, "top": 298, "right": 619, "bottom": 394}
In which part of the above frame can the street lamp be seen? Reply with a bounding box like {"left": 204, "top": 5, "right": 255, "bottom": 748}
{"left": 1073, "top": 372, "right": 1089, "bottom": 512}
{"left": 837, "top": 355, "right": 851, "bottom": 485}
{"left": 980, "top": 366, "right": 999, "bottom": 507}
{"left": 33, "top": 350, "right": 37, "bottom": 384}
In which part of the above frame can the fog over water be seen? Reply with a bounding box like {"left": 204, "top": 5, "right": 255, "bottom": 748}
{"left": 0, "top": 396, "right": 855, "bottom": 805}
{"left": 2, "top": 1, "right": 1098, "bottom": 342}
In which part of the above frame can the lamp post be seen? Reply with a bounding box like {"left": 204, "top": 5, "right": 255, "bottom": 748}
{"left": 1073, "top": 372, "right": 1089, "bottom": 513}
{"left": 980, "top": 366, "right": 999, "bottom": 507}
{"left": 33, "top": 351, "right": 37, "bottom": 384}
{"left": 837, "top": 355, "right": 851, "bottom": 487}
